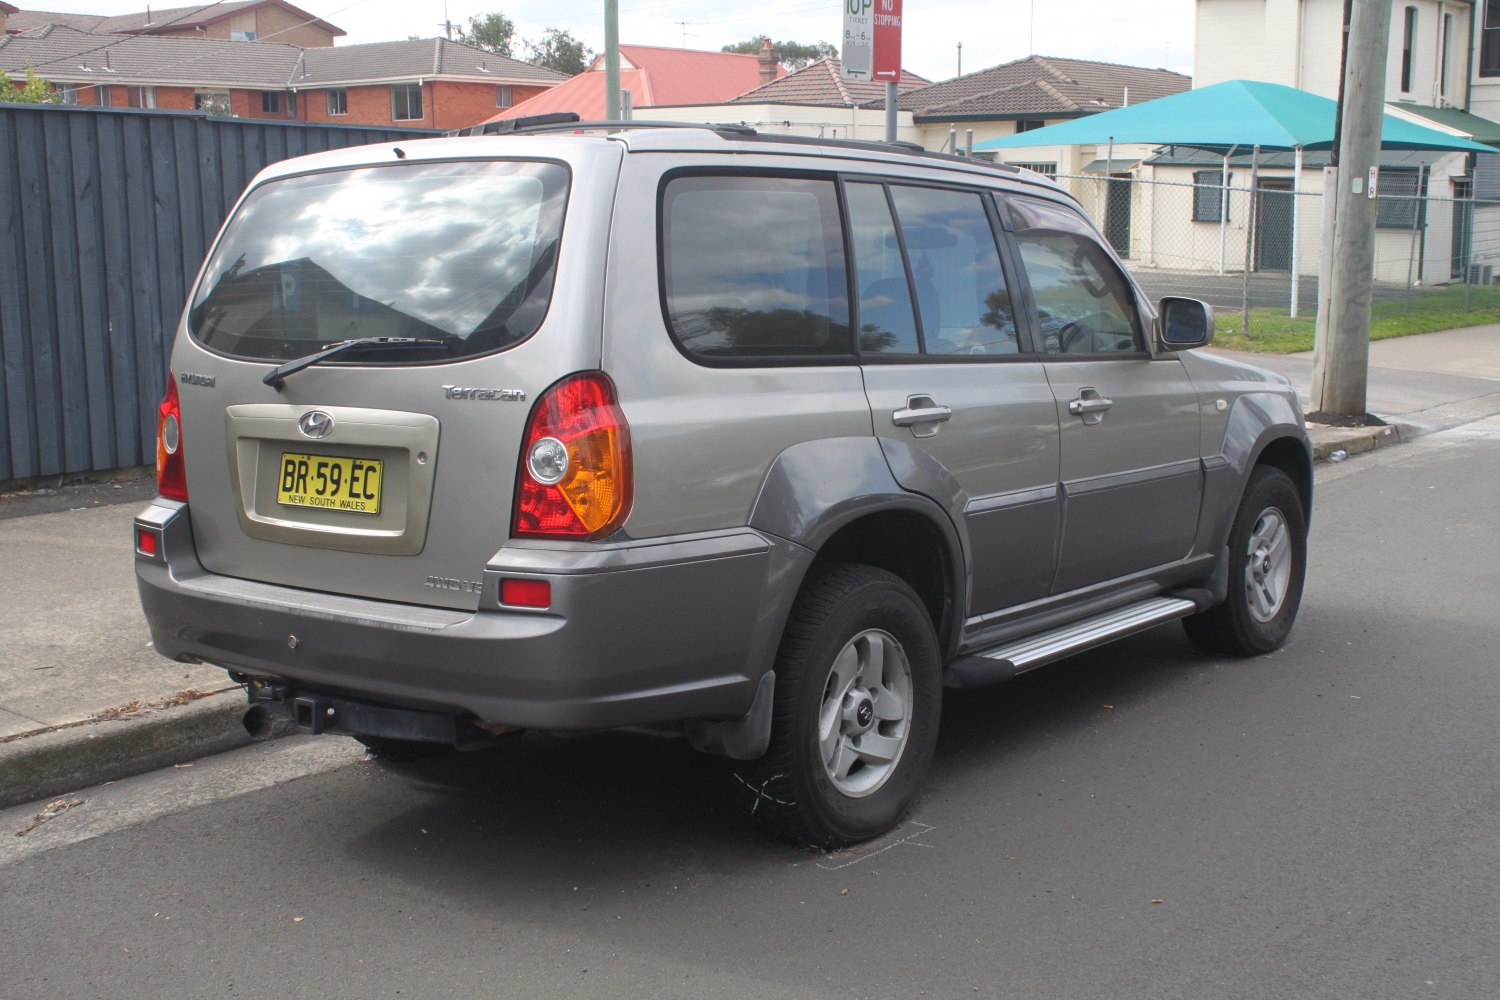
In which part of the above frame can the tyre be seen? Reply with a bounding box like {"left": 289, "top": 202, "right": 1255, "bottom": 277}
{"left": 1184, "top": 466, "right": 1308, "bottom": 656}
{"left": 738, "top": 563, "right": 941, "bottom": 849}
{"left": 354, "top": 735, "right": 454, "bottom": 763}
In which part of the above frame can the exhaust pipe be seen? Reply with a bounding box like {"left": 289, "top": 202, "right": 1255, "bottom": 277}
{"left": 243, "top": 704, "right": 275, "bottom": 740}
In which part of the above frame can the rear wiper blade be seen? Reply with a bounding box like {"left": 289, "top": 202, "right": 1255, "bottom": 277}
{"left": 263, "top": 337, "right": 449, "bottom": 390}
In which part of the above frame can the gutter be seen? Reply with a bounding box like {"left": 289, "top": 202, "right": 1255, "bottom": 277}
{"left": 1466, "top": 0, "right": 1476, "bottom": 112}
{"left": 283, "top": 74, "right": 560, "bottom": 89}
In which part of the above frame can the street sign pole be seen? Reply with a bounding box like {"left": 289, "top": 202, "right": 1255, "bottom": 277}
{"left": 872, "top": 0, "right": 902, "bottom": 142}
{"left": 843, "top": 0, "right": 902, "bottom": 141}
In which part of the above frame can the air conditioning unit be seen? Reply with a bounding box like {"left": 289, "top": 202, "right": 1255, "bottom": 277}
{"left": 1466, "top": 263, "right": 1493, "bottom": 285}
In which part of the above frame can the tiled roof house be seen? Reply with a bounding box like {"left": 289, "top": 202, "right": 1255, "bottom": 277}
{"left": 827, "top": 54, "right": 1191, "bottom": 156}
{"left": 480, "top": 44, "right": 785, "bottom": 124}
{"left": 728, "top": 57, "right": 928, "bottom": 107}
{"left": 1, "top": 4, "right": 568, "bottom": 129}
{"left": 6, "top": 1, "right": 344, "bottom": 46}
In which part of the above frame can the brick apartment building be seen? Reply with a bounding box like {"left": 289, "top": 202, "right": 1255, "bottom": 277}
{"left": 1, "top": 2, "right": 568, "bottom": 130}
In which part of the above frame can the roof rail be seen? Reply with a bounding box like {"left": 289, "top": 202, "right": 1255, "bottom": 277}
{"left": 450, "top": 114, "right": 758, "bottom": 139}
{"left": 446, "top": 115, "right": 1018, "bottom": 173}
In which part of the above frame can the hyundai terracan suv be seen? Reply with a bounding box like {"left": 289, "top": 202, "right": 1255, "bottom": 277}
{"left": 136, "top": 119, "right": 1311, "bottom": 848}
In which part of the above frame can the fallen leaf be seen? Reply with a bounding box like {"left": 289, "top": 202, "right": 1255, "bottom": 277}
{"left": 293, "top": 916, "right": 304, "bottom": 923}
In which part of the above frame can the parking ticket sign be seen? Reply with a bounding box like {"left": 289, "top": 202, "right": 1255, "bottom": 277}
{"left": 842, "top": 0, "right": 874, "bottom": 80}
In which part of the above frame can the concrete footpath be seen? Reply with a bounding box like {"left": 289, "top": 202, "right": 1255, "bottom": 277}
{"left": 2, "top": 326, "right": 1499, "bottom": 811}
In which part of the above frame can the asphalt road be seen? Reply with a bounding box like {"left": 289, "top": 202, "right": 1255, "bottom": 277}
{"left": 3, "top": 418, "right": 1498, "bottom": 1000}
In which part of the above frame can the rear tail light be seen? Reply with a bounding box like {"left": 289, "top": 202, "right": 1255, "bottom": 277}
{"left": 513, "top": 372, "right": 631, "bottom": 539}
{"left": 156, "top": 374, "right": 188, "bottom": 501}
{"left": 500, "top": 578, "right": 551, "bottom": 608}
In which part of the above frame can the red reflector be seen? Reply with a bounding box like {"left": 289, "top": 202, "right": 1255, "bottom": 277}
{"left": 500, "top": 578, "right": 550, "bottom": 608}
{"left": 137, "top": 529, "right": 158, "bottom": 557}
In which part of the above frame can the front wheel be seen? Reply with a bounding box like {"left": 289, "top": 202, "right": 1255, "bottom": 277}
{"left": 738, "top": 563, "right": 941, "bottom": 849}
{"left": 1184, "top": 466, "right": 1308, "bottom": 656}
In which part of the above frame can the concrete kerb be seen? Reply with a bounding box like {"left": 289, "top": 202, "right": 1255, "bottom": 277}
{"left": 1307, "top": 420, "right": 1410, "bottom": 463}
{"left": 0, "top": 689, "right": 278, "bottom": 811}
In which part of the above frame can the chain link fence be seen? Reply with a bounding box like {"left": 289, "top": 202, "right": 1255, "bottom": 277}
{"left": 1052, "top": 171, "right": 1500, "bottom": 322}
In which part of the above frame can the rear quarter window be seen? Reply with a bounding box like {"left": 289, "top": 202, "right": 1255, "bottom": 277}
{"left": 660, "top": 173, "right": 853, "bottom": 363}
{"left": 188, "top": 159, "right": 569, "bottom": 363}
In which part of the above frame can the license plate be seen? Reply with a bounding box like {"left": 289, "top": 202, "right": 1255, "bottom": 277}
{"left": 277, "top": 452, "right": 383, "bottom": 515}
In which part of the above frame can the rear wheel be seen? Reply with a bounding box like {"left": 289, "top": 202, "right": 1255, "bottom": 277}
{"left": 739, "top": 563, "right": 941, "bottom": 848}
{"left": 1184, "top": 466, "right": 1307, "bottom": 656}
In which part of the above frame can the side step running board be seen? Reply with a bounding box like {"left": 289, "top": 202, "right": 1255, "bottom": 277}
{"left": 945, "top": 597, "right": 1199, "bottom": 689}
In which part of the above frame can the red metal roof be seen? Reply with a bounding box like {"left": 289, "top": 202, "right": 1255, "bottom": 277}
{"left": 479, "top": 44, "right": 783, "bottom": 124}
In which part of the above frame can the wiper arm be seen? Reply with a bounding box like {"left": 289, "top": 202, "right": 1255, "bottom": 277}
{"left": 263, "top": 337, "right": 449, "bottom": 390}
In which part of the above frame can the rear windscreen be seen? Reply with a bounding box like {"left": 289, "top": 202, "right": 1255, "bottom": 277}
{"left": 189, "top": 159, "right": 569, "bottom": 362}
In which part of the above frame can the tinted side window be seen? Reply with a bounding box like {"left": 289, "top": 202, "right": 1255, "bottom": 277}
{"left": 1007, "top": 196, "right": 1143, "bottom": 355}
{"left": 661, "top": 174, "right": 851, "bottom": 361}
{"left": 846, "top": 182, "right": 920, "bottom": 354}
{"left": 887, "top": 185, "right": 1018, "bottom": 356}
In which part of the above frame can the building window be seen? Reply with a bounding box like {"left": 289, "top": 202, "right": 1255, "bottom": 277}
{"left": 1192, "top": 170, "right": 1232, "bottom": 222}
{"left": 1015, "top": 119, "right": 1046, "bottom": 133}
{"left": 260, "top": 91, "right": 280, "bottom": 114}
{"left": 1010, "top": 161, "right": 1058, "bottom": 178}
{"left": 56, "top": 84, "right": 81, "bottom": 105}
{"left": 195, "top": 91, "right": 231, "bottom": 115}
{"left": 1376, "top": 168, "right": 1424, "bottom": 229}
{"left": 127, "top": 86, "right": 156, "bottom": 108}
{"left": 497, "top": 84, "right": 513, "bottom": 108}
{"left": 230, "top": 30, "right": 256, "bottom": 41}
{"left": 392, "top": 83, "right": 423, "bottom": 121}
{"left": 286, "top": 92, "right": 296, "bottom": 117}
{"left": 1401, "top": 7, "right": 1417, "bottom": 92}
{"left": 1485, "top": 0, "right": 1500, "bottom": 77}
{"left": 327, "top": 89, "right": 347, "bottom": 115}
{"left": 96, "top": 85, "right": 111, "bottom": 107}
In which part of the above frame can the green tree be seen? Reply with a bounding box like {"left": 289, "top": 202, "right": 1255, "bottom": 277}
{"left": 523, "top": 27, "right": 593, "bottom": 76}
{"left": 721, "top": 38, "right": 837, "bottom": 71}
{"left": 457, "top": 12, "right": 516, "bottom": 57}
{"left": 0, "top": 67, "right": 59, "bottom": 104}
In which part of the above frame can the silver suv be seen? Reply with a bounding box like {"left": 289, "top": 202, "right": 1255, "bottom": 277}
{"left": 135, "top": 120, "right": 1311, "bottom": 847}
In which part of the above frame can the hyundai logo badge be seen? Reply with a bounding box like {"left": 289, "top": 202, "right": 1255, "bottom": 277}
{"left": 298, "top": 410, "right": 335, "bottom": 440}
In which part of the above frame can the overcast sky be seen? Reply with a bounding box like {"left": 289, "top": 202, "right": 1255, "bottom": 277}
{"left": 34, "top": 0, "right": 1197, "bottom": 83}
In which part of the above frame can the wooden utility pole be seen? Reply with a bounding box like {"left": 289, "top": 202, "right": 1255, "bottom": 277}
{"left": 1312, "top": 0, "right": 1391, "bottom": 416}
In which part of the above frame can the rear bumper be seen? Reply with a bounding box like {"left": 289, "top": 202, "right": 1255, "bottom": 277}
{"left": 135, "top": 501, "right": 807, "bottom": 731}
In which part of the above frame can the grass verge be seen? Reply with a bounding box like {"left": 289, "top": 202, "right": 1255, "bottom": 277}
{"left": 1210, "top": 285, "right": 1500, "bottom": 353}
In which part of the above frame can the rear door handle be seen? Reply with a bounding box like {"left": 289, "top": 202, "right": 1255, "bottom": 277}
{"left": 892, "top": 396, "right": 952, "bottom": 438}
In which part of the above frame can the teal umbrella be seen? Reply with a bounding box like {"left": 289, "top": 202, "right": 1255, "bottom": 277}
{"left": 975, "top": 79, "right": 1493, "bottom": 320}
{"left": 974, "top": 79, "right": 1495, "bottom": 153}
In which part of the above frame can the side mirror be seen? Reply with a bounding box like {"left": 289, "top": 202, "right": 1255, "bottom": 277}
{"left": 1156, "top": 297, "right": 1215, "bottom": 351}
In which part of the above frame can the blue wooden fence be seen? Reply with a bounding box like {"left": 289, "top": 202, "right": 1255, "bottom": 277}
{"left": 0, "top": 103, "right": 439, "bottom": 483}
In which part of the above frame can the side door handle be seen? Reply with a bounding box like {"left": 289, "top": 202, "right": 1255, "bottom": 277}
{"left": 1067, "top": 387, "right": 1114, "bottom": 425}
{"left": 892, "top": 395, "right": 953, "bottom": 439}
